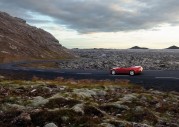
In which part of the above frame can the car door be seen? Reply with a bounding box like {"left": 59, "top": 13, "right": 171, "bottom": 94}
{"left": 118, "top": 67, "right": 127, "bottom": 74}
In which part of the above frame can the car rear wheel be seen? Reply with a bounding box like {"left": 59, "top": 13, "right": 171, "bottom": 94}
{"left": 129, "top": 70, "right": 135, "bottom": 76}
{"left": 111, "top": 70, "right": 116, "bottom": 75}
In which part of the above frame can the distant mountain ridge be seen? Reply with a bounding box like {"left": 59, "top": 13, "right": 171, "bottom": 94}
{"left": 166, "top": 45, "right": 179, "bottom": 49}
{"left": 0, "top": 12, "right": 75, "bottom": 63}
{"left": 130, "top": 46, "right": 148, "bottom": 49}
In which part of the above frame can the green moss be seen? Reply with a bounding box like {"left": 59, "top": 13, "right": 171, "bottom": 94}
{"left": 123, "top": 108, "right": 158, "bottom": 125}
{"left": 2, "top": 96, "right": 18, "bottom": 104}
{"left": 44, "top": 98, "right": 81, "bottom": 109}
{"left": 31, "top": 109, "right": 101, "bottom": 127}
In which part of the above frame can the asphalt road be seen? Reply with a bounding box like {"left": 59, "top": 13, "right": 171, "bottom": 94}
{"left": 0, "top": 62, "right": 179, "bottom": 92}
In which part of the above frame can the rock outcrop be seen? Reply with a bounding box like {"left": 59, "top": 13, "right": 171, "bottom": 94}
{"left": 130, "top": 46, "right": 148, "bottom": 49}
{"left": 0, "top": 12, "right": 75, "bottom": 63}
{"left": 166, "top": 45, "right": 179, "bottom": 49}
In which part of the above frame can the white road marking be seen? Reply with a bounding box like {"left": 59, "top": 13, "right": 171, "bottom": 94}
{"left": 155, "top": 77, "right": 179, "bottom": 80}
{"left": 37, "top": 70, "right": 65, "bottom": 74}
{"left": 146, "top": 70, "right": 164, "bottom": 72}
{"left": 76, "top": 73, "right": 92, "bottom": 75}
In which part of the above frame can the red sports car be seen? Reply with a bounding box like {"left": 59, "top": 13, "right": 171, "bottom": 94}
{"left": 110, "top": 66, "right": 143, "bottom": 76}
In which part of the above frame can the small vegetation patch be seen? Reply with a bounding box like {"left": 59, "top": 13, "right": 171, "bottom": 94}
{"left": 45, "top": 97, "right": 81, "bottom": 109}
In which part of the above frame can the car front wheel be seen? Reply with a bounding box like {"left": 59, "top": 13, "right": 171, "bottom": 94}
{"left": 111, "top": 70, "right": 116, "bottom": 75}
{"left": 129, "top": 70, "right": 135, "bottom": 76}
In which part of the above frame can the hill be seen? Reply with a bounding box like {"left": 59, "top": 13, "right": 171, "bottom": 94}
{"left": 166, "top": 45, "right": 179, "bottom": 49}
{"left": 0, "top": 12, "right": 75, "bottom": 63}
{"left": 130, "top": 46, "right": 148, "bottom": 49}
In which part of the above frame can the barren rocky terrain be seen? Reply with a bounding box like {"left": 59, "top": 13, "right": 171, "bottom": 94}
{"left": 57, "top": 49, "right": 179, "bottom": 70}
{"left": 0, "top": 12, "right": 75, "bottom": 63}
{"left": 0, "top": 78, "right": 178, "bottom": 127}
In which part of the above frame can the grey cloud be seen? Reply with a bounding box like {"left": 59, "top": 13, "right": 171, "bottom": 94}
{"left": 0, "top": 0, "right": 179, "bottom": 33}
{"left": 27, "top": 19, "right": 53, "bottom": 25}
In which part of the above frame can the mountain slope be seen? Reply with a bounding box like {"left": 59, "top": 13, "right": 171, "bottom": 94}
{"left": 0, "top": 12, "right": 75, "bottom": 63}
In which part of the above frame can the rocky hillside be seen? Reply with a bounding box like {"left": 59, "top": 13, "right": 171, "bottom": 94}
{"left": 0, "top": 12, "right": 75, "bottom": 63}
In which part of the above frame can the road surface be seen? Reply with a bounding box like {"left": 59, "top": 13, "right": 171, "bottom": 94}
{"left": 0, "top": 61, "right": 179, "bottom": 92}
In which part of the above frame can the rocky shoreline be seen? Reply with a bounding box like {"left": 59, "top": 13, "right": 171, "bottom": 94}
{"left": 58, "top": 49, "right": 179, "bottom": 70}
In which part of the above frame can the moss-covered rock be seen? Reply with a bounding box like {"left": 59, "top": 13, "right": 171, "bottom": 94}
{"left": 0, "top": 79, "right": 178, "bottom": 127}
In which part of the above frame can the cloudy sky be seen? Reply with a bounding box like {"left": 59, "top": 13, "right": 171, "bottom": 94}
{"left": 1, "top": 0, "right": 179, "bottom": 49}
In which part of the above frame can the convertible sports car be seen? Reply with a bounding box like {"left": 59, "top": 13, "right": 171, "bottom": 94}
{"left": 110, "top": 66, "right": 143, "bottom": 76}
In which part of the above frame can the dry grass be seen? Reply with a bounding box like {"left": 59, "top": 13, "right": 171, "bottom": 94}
{"left": 0, "top": 77, "right": 133, "bottom": 89}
